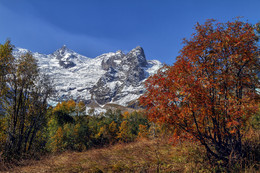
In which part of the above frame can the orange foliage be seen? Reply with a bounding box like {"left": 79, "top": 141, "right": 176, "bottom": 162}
{"left": 51, "top": 127, "right": 64, "bottom": 152}
{"left": 122, "top": 111, "right": 130, "bottom": 119}
{"left": 108, "top": 121, "right": 118, "bottom": 144}
{"left": 140, "top": 19, "right": 259, "bottom": 161}
{"left": 138, "top": 124, "right": 149, "bottom": 139}
{"left": 117, "top": 121, "right": 131, "bottom": 142}
{"left": 77, "top": 101, "right": 86, "bottom": 116}
{"left": 66, "top": 99, "right": 76, "bottom": 112}
{"left": 53, "top": 99, "right": 76, "bottom": 114}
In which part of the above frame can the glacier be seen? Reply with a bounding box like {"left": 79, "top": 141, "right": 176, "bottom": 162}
{"left": 13, "top": 45, "right": 162, "bottom": 109}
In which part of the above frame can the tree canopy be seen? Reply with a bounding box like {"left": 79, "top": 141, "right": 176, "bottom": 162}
{"left": 0, "top": 41, "right": 54, "bottom": 160}
{"left": 140, "top": 19, "right": 260, "bottom": 163}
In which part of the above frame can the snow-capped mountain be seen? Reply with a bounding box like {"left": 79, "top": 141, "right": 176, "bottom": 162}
{"left": 13, "top": 46, "right": 162, "bottom": 108}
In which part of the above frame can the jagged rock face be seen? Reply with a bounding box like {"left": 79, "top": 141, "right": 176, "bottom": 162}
{"left": 13, "top": 46, "right": 162, "bottom": 107}
{"left": 101, "top": 50, "right": 124, "bottom": 70}
{"left": 90, "top": 46, "right": 149, "bottom": 105}
{"left": 123, "top": 46, "right": 148, "bottom": 67}
{"left": 52, "top": 45, "right": 77, "bottom": 68}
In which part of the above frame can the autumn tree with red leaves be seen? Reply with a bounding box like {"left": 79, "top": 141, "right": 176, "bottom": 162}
{"left": 140, "top": 19, "right": 259, "bottom": 163}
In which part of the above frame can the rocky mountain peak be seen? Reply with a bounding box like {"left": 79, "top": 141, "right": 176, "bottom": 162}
{"left": 51, "top": 45, "right": 87, "bottom": 69}
{"left": 91, "top": 46, "right": 152, "bottom": 105}
{"left": 53, "top": 45, "right": 72, "bottom": 57}
{"left": 60, "top": 45, "right": 69, "bottom": 53}
{"left": 116, "top": 50, "right": 124, "bottom": 55}
{"left": 125, "top": 46, "right": 148, "bottom": 67}
{"left": 13, "top": 46, "right": 162, "bottom": 109}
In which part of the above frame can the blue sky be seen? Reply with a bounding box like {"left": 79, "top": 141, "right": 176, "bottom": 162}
{"left": 0, "top": 0, "right": 259, "bottom": 65}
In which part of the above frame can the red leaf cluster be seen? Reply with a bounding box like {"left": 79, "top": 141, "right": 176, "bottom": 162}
{"left": 140, "top": 19, "right": 259, "bottom": 161}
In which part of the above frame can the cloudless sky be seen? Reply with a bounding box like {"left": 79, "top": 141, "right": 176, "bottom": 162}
{"left": 0, "top": 0, "right": 259, "bottom": 65}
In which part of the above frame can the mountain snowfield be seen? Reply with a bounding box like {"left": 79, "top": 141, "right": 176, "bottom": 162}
{"left": 13, "top": 46, "right": 162, "bottom": 111}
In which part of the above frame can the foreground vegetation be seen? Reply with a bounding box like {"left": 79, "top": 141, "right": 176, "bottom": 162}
{"left": 1, "top": 18, "right": 260, "bottom": 172}
{"left": 1, "top": 99, "right": 258, "bottom": 172}
{"left": 140, "top": 19, "right": 260, "bottom": 165}
{"left": 3, "top": 129, "right": 259, "bottom": 173}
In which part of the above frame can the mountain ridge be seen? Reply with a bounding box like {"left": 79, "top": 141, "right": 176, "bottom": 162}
{"left": 13, "top": 46, "right": 162, "bottom": 111}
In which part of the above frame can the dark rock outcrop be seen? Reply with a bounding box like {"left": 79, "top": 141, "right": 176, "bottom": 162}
{"left": 91, "top": 47, "right": 149, "bottom": 105}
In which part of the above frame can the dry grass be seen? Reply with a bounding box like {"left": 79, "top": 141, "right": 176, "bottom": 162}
{"left": 1, "top": 138, "right": 210, "bottom": 173}
{"left": 2, "top": 131, "right": 259, "bottom": 173}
